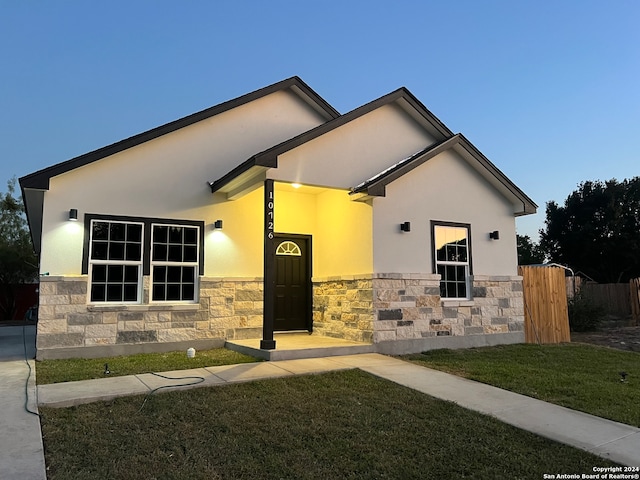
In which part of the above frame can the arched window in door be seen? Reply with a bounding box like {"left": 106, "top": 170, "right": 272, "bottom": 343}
{"left": 276, "top": 241, "right": 301, "bottom": 256}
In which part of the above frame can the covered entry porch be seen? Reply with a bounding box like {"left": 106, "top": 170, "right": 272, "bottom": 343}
{"left": 208, "top": 177, "right": 374, "bottom": 351}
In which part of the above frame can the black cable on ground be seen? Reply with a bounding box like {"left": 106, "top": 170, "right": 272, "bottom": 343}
{"left": 137, "top": 372, "right": 205, "bottom": 412}
{"left": 23, "top": 323, "right": 40, "bottom": 417}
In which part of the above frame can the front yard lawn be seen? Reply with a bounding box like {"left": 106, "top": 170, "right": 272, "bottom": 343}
{"left": 36, "top": 348, "right": 259, "bottom": 385}
{"left": 402, "top": 343, "right": 640, "bottom": 427}
{"left": 40, "top": 369, "right": 617, "bottom": 480}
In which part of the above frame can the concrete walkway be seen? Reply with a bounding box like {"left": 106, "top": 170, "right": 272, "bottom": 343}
{"left": 37, "top": 353, "right": 640, "bottom": 467}
{"left": 0, "top": 325, "right": 46, "bottom": 480}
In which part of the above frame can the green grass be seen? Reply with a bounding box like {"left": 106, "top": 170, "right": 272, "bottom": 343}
{"left": 39, "top": 369, "right": 617, "bottom": 480}
{"left": 36, "top": 348, "right": 259, "bottom": 385}
{"left": 402, "top": 343, "right": 640, "bottom": 427}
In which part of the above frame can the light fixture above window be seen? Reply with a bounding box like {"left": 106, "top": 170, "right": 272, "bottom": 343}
{"left": 213, "top": 219, "right": 223, "bottom": 230}
{"left": 489, "top": 230, "right": 500, "bottom": 240}
{"left": 69, "top": 209, "right": 78, "bottom": 221}
{"left": 291, "top": 183, "right": 301, "bottom": 189}
{"left": 400, "top": 221, "right": 411, "bottom": 232}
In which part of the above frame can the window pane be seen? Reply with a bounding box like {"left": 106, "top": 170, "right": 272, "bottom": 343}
{"left": 92, "top": 222, "right": 109, "bottom": 240}
{"left": 107, "top": 285, "right": 123, "bottom": 302}
{"left": 124, "top": 284, "right": 138, "bottom": 302}
{"left": 154, "top": 266, "right": 167, "bottom": 282}
{"left": 92, "top": 265, "right": 107, "bottom": 282}
{"left": 154, "top": 225, "right": 168, "bottom": 243}
{"left": 109, "top": 242, "right": 125, "bottom": 260}
{"left": 167, "top": 266, "right": 181, "bottom": 283}
{"left": 183, "top": 245, "right": 197, "bottom": 263}
{"left": 152, "top": 244, "right": 167, "bottom": 262}
{"left": 169, "top": 226, "right": 183, "bottom": 243}
{"left": 126, "top": 243, "right": 141, "bottom": 261}
{"left": 457, "top": 281, "right": 467, "bottom": 299}
{"left": 184, "top": 228, "right": 197, "bottom": 245}
{"left": 167, "top": 284, "right": 181, "bottom": 301}
{"left": 182, "top": 284, "right": 195, "bottom": 301}
{"left": 92, "top": 242, "right": 108, "bottom": 260}
{"left": 110, "top": 223, "right": 125, "bottom": 241}
{"left": 152, "top": 284, "right": 165, "bottom": 301}
{"left": 91, "top": 284, "right": 106, "bottom": 302}
{"left": 127, "top": 224, "right": 142, "bottom": 242}
{"left": 168, "top": 245, "right": 182, "bottom": 262}
{"left": 182, "top": 267, "right": 195, "bottom": 283}
{"left": 124, "top": 265, "right": 138, "bottom": 283}
{"left": 107, "top": 265, "right": 123, "bottom": 282}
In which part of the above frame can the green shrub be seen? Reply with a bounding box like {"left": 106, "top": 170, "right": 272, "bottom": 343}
{"left": 568, "top": 292, "right": 605, "bottom": 331}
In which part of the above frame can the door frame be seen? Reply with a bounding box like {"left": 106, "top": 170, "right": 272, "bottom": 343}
{"left": 273, "top": 233, "right": 313, "bottom": 332}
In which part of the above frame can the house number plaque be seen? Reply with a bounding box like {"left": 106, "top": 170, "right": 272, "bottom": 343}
{"left": 261, "top": 179, "right": 276, "bottom": 350}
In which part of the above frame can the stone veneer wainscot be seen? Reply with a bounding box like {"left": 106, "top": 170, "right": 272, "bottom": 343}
{"left": 36, "top": 276, "right": 264, "bottom": 359}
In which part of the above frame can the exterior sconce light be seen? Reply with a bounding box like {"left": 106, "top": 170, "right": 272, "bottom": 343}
{"left": 69, "top": 209, "right": 78, "bottom": 221}
{"left": 489, "top": 230, "right": 500, "bottom": 240}
{"left": 213, "top": 219, "right": 223, "bottom": 230}
{"left": 400, "top": 222, "right": 411, "bottom": 232}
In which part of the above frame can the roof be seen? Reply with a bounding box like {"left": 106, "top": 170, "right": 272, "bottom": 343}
{"left": 349, "top": 133, "right": 538, "bottom": 216}
{"left": 19, "top": 76, "right": 339, "bottom": 191}
{"left": 209, "top": 87, "right": 454, "bottom": 195}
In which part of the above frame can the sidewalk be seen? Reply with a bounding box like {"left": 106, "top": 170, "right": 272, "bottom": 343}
{"left": 38, "top": 353, "right": 640, "bottom": 467}
{"left": 0, "top": 325, "right": 46, "bottom": 480}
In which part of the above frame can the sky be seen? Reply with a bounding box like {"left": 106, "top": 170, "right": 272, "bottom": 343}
{"left": 1, "top": 1, "right": 638, "bottom": 240}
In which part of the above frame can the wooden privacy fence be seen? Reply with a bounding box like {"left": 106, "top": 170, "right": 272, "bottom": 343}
{"left": 631, "top": 278, "right": 640, "bottom": 325}
{"left": 518, "top": 265, "right": 570, "bottom": 344}
{"left": 567, "top": 277, "right": 640, "bottom": 325}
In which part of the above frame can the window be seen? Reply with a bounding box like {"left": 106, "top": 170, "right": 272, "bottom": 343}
{"left": 151, "top": 224, "right": 199, "bottom": 302}
{"left": 84, "top": 215, "right": 204, "bottom": 304}
{"left": 89, "top": 220, "right": 143, "bottom": 303}
{"left": 276, "top": 241, "right": 301, "bottom": 256}
{"left": 432, "top": 222, "right": 472, "bottom": 299}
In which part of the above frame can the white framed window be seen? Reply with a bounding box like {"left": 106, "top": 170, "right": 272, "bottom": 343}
{"left": 432, "top": 222, "right": 472, "bottom": 300}
{"left": 88, "top": 220, "right": 144, "bottom": 303}
{"left": 84, "top": 215, "right": 204, "bottom": 304}
{"left": 151, "top": 224, "right": 199, "bottom": 302}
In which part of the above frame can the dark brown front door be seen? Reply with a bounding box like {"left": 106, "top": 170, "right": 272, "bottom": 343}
{"left": 274, "top": 234, "right": 312, "bottom": 332}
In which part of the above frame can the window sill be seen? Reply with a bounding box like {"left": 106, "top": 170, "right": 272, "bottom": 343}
{"left": 441, "top": 300, "right": 474, "bottom": 307}
{"left": 88, "top": 303, "right": 200, "bottom": 312}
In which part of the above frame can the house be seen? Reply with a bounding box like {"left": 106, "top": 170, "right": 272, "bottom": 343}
{"left": 19, "top": 77, "right": 537, "bottom": 360}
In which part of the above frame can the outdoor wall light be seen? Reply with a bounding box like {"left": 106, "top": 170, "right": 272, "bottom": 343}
{"left": 69, "top": 209, "right": 78, "bottom": 221}
{"left": 213, "top": 219, "right": 223, "bottom": 230}
{"left": 489, "top": 230, "right": 500, "bottom": 240}
{"left": 400, "top": 221, "right": 411, "bottom": 232}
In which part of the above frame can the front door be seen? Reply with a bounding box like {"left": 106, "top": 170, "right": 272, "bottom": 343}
{"left": 274, "top": 234, "right": 312, "bottom": 332}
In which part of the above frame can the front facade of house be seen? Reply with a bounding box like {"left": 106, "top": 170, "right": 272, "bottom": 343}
{"left": 20, "top": 77, "right": 536, "bottom": 359}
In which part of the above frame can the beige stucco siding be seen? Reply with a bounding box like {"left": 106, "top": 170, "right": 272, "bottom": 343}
{"left": 270, "top": 103, "right": 436, "bottom": 189}
{"left": 39, "top": 90, "right": 328, "bottom": 276}
{"left": 372, "top": 149, "right": 518, "bottom": 276}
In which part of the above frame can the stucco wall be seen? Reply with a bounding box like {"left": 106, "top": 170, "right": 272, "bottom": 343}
{"left": 39, "top": 89, "right": 328, "bottom": 276}
{"left": 271, "top": 103, "right": 436, "bottom": 189}
{"left": 372, "top": 149, "right": 518, "bottom": 276}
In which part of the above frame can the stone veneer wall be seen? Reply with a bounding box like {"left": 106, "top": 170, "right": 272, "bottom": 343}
{"left": 36, "top": 276, "right": 263, "bottom": 359}
{"left": 372, "top": 273, "right": 524, "bottom": 343}
{"left": 312, "top": 276, "right": 374, "bottom": 343}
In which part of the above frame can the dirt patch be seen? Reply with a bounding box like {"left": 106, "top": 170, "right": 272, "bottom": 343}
{"left": 571, "top": 325, "right": 640, "bottom": 352}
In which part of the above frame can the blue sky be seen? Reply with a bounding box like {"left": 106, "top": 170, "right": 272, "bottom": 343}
{"left": 1, "top": 1, "right": 638, "bottom": 239}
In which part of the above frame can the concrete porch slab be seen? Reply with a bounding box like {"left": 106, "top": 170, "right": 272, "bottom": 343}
{"left": 225, "top": 333, "right": 375, "bottom": 361}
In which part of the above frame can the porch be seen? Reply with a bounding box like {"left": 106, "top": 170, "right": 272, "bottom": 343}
{"left": 225, "top": 332, "right": 374, "bottom": 361}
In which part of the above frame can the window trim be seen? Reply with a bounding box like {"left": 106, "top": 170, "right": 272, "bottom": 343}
{"left": 150, "top": 223, "right": 200, "bottom": 303}
{"left": 431, "top": 221, "right": 473, "bottom": 300}
{"left": 87, "top": 219, "right": 145, "bottom": 304}
{"left": 82, "top": 214, "right": 205, "bottom": 304}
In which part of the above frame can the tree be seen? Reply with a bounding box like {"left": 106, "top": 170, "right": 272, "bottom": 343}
{"left": 516, "top": 234, "right": 545, "bottom": 265}
{"left": 539, "top": 177, "right": 640, "bottom": 283}
{"left": 0, "top": 178, "right": 38, "bottom": 320}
